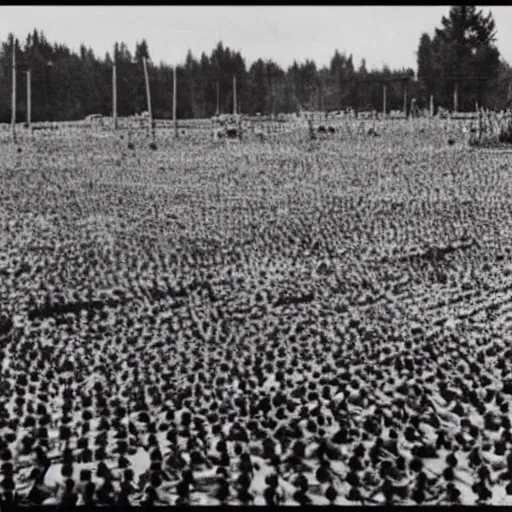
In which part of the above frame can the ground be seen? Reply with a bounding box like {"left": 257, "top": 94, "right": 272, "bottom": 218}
{"left": 0, "top": 120, "right": 512, "bottom": 505}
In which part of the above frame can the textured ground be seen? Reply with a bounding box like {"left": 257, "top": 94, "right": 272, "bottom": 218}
{"left": 1, "top": 122, "right": 512, "bottom": 505}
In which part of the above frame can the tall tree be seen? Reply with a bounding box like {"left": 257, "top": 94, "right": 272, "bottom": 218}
{"left": 248, "top": 59, "right": 267, "bottom": 114}
{"left": 427, "top": 6, "right": 501, "bottom": 110}
{"left": 416, "top": 33, "right": 434, "bottom": 107}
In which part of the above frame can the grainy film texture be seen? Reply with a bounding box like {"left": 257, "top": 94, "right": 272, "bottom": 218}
{"left": 1, "top": 5, "right": 512, "bottom": 507}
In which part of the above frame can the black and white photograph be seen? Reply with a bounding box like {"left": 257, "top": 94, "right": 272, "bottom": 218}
{"left": 2, "top": 4, "right": 512, "bottom": 507}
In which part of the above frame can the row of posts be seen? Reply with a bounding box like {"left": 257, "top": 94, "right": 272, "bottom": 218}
{"left": 10, "top": 42, "right": 180, "bottom": 141}
{"left": 381, "top": 84, "right": 459, "bottom": 117}
{"left": 11, "top": 48, "right": 462, "bottom": 139}
{"left": 14, "top": 63, "right": 234, "bottom": 141}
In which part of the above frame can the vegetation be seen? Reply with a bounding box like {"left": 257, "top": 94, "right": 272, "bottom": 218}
{"left": 0, "top": 6, "right": 510, "bottom": 122}
{"left": 1, "top": 118, "right": 512, "bottom": 505}
{"left": 1, "top": 5, "right": 512, "bottom": 507}
{"left": 416, "top": 6, "right": 509, "bottom": 110}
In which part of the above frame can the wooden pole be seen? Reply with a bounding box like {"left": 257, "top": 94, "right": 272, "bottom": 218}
{"left": 478, "top": 106, "right": 482, "bottom": 144}
{"left": 216, "top": 81, "right": 220, "bottom": 116}
{"left": 429, "top": 94, "right": 434, "bottom": 117}
{"left": 403, "top": 83, "right": 407, "bottom": 119}
{"left": 271, "top": 78, "right": 275, "bottom": 119}
{"left": 233, "top": 74, "right": 237, "bottom": 115}
{"left": 382, "top": 84, "right": 387, "bottom": 117}
{"left": 142, "top": 57, "right": 154, "bottom": 141}
{"left": 173, "top": 65, "right": 177, "bottom": 138}
{"left": 11, "top": 38, "right": 16, "bottom": 143}
{"left": 112, "top": 49, "right": 118, "bottom": 130}
{"left": 26, "top": 70, "right": 31, "bottom": 130}
{"left": 322, "top": 77, "right": 326, "bottom": 115}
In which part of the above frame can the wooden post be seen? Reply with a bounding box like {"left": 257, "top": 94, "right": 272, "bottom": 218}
{"left": 216, "top": 81, "right": 220, "bottom": 116}
{"left": 112, "top": 48, "right": 118, "bottom": 130}
{"left": 11, "top": 38, "right": 16, "bottom": 143}
{"left": 478, "top": 106, "right": 482, "bottom": 144}
{"left": 142, "top": 57, "right": 154, "bottom": 141}
{"left": 453, "top": 83, "right": 458, "bottom": 113}
{"left": 403, "top": 82, "right": 407, "bottom": 119}
{"left": 25, "top": 70, "right": 31, "bottom": 130}
{"left": 322, "top": 77, "right": 326, "bottom": 115}
{"left": 233, "top": 74, "right": 237, "bottom": 115}
{"left": 271, "top": 79, "right": 275, "bottom": 120}
{"left": 382, "top": 84, "right": 387, "bottom": 117}
{"left": 429, "top": 94, "right": 434, "bottom": 117}
{"left": 173, "top": 65, "right": 177, "bottom": 138}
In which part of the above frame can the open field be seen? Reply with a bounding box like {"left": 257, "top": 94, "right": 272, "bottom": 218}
{"left": 1, "top": 121, "right": 512, "bottom": 505}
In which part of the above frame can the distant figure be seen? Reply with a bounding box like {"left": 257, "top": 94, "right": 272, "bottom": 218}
{"left": 411, "top": 99, "right": 420, "bottom": 119}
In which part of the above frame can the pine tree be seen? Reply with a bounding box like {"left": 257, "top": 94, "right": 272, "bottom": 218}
{"left": 426, "top": 6, "right": 501, "bottom": 110}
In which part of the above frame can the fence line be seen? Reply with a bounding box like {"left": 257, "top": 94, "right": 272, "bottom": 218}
{"left": 2, "top": 108, "right": 511, "bottom": 146}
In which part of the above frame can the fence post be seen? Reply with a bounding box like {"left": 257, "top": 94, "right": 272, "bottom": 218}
{"left": 112, "top": 49, "right": 118, "bottom": 130}
{"left": 173, "top": 66, "right": 178, "bottom": 138}
{"left": 383, "top": 84, "right": 387, "bottom": 117}
{"left": 403, "top": 86, "right": 407, "bottom": 119}
{"left": 216, "top": 82, "right": 220, "bottom": 116}
{"left": 25, "top": 69, "right": 31, "bottom": 130}
{"left": 11, "top": 38, "right": 16, "bottom": 143}
{"left": 233, "top": 74, "right": 237, "bottom": 116}
{"left": 142, "top": 57, "right": 154, "bottom": 142}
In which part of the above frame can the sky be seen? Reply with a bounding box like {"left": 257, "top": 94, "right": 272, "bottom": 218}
{"left": 1, "top": 6, "right": 512, "bottom": 71}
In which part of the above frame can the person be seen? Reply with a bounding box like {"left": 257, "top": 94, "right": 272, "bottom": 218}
{"left": 411, "top": 98, "right": 420, "bottom": 119}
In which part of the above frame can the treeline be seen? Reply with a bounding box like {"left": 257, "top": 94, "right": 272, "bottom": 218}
{"left": 0, "top": 6, "right": 510, "bottom": 122}
{"left": 0, "top": 31, "right": 415, "bottom": 123}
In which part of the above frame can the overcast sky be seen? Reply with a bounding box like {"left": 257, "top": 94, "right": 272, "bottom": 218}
{"left": 1, "top": 6, "right": 512, "bottom": 71}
